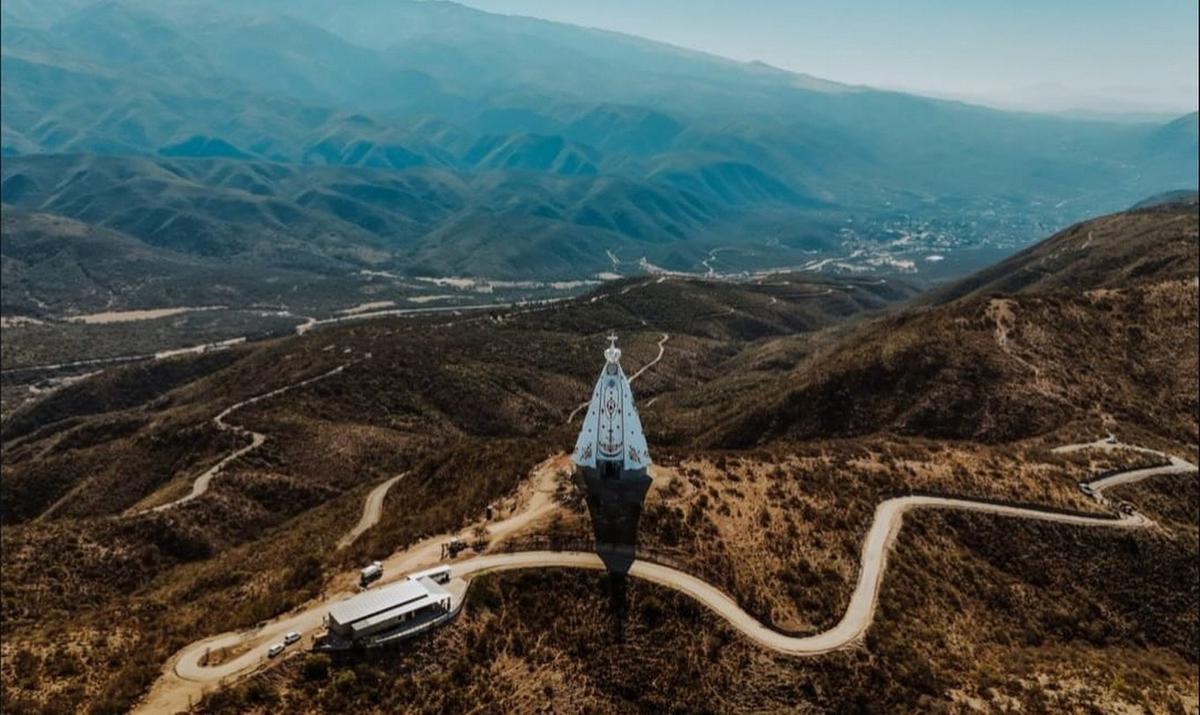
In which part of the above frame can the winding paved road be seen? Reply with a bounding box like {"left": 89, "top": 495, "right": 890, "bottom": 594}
{"left": 453, "top": 443, "right": 1184, "bottom": 656}
{"left": 136, "top": 437, "right": 1195, "bottom": 714}
{"left": 135, "top": 455, "right": 569, "bottom": 714}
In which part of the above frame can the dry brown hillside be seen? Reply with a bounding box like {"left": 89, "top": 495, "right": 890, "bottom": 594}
{"left": 701, "top": 201, "right": 1199, "bottom": 450}
{"left": 1, "top": 203, "right": 1196, "bottom": 714}
{"left": 927, "top": 196, "right": 1198, "bottom": 303}
{"left": 0, "top": 273, "right": 915, "bottom": 714}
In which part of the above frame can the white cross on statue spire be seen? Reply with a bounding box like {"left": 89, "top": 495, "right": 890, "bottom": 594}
{"left": 604, "top": 333, "right": 621, "bottom": 364}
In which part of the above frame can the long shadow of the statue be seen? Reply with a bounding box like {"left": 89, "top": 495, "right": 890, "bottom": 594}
{"left": 575, "top": 465, "right": 652, "bottom": 641}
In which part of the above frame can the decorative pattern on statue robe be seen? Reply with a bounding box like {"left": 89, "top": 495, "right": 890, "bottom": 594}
{"left": 573, "top": 344, "right": 651, "bottom": 473}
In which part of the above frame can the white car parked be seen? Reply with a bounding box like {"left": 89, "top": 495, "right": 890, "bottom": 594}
{"left": 284, "top": 632, "right": 301, "bottom": 646}
{"left": 267, "top": 643, "right": 285, "bottom": 658}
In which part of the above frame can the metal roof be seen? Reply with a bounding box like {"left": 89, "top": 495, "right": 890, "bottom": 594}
{"left": 328, "top": 578, "right": 431, "bottom": 626}
{"left": 416, "top": 575, "right": 450, "bottom": 600}
{"left": 409, "top": 566, "right": 450, "bottom": 581}
{"left": 349, "top": 597, "right": 440, "bottom": 635}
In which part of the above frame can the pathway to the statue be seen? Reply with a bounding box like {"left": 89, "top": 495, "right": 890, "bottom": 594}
{"left": 136, "top": 434, "right": 1195, "bottom": 713}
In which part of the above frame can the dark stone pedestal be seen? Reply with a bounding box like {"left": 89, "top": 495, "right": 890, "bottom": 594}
{"left": 577, "top": 466, "right": 652, "bottom": 574}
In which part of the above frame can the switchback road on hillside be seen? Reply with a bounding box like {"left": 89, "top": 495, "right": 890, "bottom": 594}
{"left": 453, "top": 441, "right": 1192, "bottom": 656}
{"left": 127, "top": 364, "right": 351, "bottom": 515}
{"left": 1052, "top": 438, "right": 1196, "bottom": 498}
{"left": 136, "top": 438, "right": 1195, "bottom": 714}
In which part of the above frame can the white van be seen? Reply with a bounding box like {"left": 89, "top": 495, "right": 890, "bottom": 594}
{"left": 283, "top": 632, "right": 301, "bottom": 646}
{"left": 359, "top": 561, "right": 383, "bottom": 587}
{"left": 267, "top": 643, "right": 285, "bottom": 658}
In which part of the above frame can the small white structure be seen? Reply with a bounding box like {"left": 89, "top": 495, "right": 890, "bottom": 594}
{"left": 359, "top": 561, "right": 383, "bottom": 587}
{"left": 327, "top": 575, "right": 452, "bottom": 642}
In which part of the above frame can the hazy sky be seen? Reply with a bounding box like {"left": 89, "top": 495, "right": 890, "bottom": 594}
{"left": 459, "top": 0, "right": 1199, "bottom": 113}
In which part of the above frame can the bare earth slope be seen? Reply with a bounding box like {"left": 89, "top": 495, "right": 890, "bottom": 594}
{"left": 705, "top": 201, "right": 1199, "bottom": 448}
{"left": 925, "top": 195, "right": 1199, "bottom": 303}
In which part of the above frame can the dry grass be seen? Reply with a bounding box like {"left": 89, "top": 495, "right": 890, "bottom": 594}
{"left": 1, "top": 207, "right": 1195, "bottom": 712}
{"left": 196, "top": 504, "right": 1198, "bottom": 714}
{"left": 514, "top": 435, "right": 1166, "bottom": 634}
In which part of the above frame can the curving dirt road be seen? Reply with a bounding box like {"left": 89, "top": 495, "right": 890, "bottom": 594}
{"left": 1052, "top": 438, "right": 1197, "bottom": 503}
{"left": 130, "top": 364, "right": 350, "bottom": 515}
{"left": 454, "top": 446, "right": 1178, "bottom": 656}
{"left": 336, "top": 473, "right": 406, "bottom": 550}
{"left": 628, "top": 333, "right": 670, "bottom": 383}
{"left": 135, "top": 454, "right": 569, "bottom": 714}
{"left": 136, "top": 437, "right": 1195, "bottom": 713}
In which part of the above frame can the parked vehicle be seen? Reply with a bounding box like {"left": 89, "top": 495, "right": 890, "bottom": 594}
{"left": 360, "top": 561, "right": 383, "bottom": 587}
{"left": 445, "top": 538, "right": 468, "bottom": 558}
{"left": 267, "top": 643, "right": 285, "bottom": 658}
{"left": 284, "top": 632, "right": 301, "bottom": 646}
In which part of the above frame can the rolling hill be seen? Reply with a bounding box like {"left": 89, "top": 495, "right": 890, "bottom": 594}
{"left": 700, "top": 198, "right": 1199, "bottom": 448}
{"left": 0, "top": 152, "right": 830, "bottom": 307}
{"left": 0, "top": 202, "right": 1196, "bottom": 713}
{"left": 1, "top": 2, "right": 1197, "bottom": 712}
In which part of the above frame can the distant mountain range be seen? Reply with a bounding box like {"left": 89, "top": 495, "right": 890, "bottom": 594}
{"left": 2, "top": 0, "right": 1197, "bottom": 309}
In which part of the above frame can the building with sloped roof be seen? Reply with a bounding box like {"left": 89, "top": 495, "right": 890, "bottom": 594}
{"left": 326, "top": 575, "right": 452, "bottom": 642}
